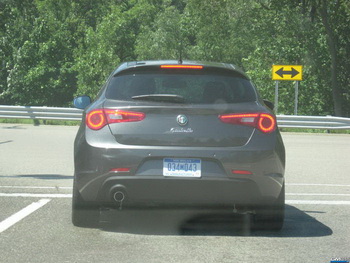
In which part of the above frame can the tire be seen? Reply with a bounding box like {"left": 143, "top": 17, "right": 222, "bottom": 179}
{"left": 72, "top": 182, "right": 99, "bottom": 228}
{"left": 254, "top": 183, "right": 285, "bottom": 231}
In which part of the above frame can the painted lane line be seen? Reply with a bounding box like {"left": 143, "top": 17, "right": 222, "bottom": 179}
{"left": 1, "top": 193, "right": 350, "bottom": 205}
{"left": 0, "top": 193, "right": 72, "bottom": 198}
{"left": 2, "top": 193, "right": 350, "bottom": 198}
{"left": 287, "top": 193, "right": 350, "bottom": 196}
{"left": 0, "top": 199, "right": 51, "bottom": 233}
{"left": 1, "top": 183, "right": 349, "bottom": 190}
{"left": 0, "top": 186, "right": 72, "bottom": 190}
{"left": 286, "top": 200, "right": 350, "bottom": 205}
{"left": 287, "top": 183, "right": 350, "bottom": 187}
{"left": 1, "top": 183, "right": 349, "bottom": 191}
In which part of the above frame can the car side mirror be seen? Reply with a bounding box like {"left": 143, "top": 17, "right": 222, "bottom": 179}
{"left": 263, "top": 100, "right": 274, "bottom": 111}
{"left": 73, "top": 95, "right": 91, "bottom": 109}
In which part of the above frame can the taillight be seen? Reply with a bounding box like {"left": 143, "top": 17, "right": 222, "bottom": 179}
{"left": 104, "top": 109, "right": 145, "bottom": 123}
{"left": 86, "top": 110, "right": 107, "bottom": 130}
{"left": 258, "top": 114, "right": 276, "bottom": 133}
{"left": 218, "top": 113, "right": 276, "bottom": 133}
{"left": 86, "top": 109, "right": 145, "bottom": 130}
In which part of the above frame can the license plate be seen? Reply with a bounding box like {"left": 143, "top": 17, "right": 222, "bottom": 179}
{"left": 163, "top": 158, "right": 201, "bottom": 178}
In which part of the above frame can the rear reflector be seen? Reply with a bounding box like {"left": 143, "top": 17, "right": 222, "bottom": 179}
{"left": 110, "top": 168, "right": 130, "bottom": 173}
{"left": 86, "top": 109, "right": 145, "bottom": 130}
{"left": 160, "top": 65, "right": 203, "bottom": 69}
{"left": 219, "top": 113, "right": 276, "bottom": 133}
{"left": 232, "top": 170, "right": 253, "bottom": 175}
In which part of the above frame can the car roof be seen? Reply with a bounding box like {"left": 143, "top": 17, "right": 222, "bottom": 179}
{"left": 112, "top": 60, "right": 249, "bottom": 79}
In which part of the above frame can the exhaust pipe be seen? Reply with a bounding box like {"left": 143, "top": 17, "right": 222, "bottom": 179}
{"left": 113, "top": 191, "right": 125, "bottom": 202}
{"left": 109, "top": 185, "right": 127, "bottom": 209}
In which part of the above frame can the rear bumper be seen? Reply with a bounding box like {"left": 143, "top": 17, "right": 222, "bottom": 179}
{"left": 74, "top": 129, "right": 285, "bottom": 208}
{"left": 75, "top": 159, "right": 284, "bottom": 209}
{"left": 80, "top": 173, "right": 282, "bottom": 209}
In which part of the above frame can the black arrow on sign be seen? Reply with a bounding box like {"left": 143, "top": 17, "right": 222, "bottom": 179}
{"left": 275, "top": 67, "right": 299, "bottom": 78}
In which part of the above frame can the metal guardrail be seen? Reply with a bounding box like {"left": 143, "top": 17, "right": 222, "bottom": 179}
{"left": 0, "top": 105, "right": 83, "bottom": 121}
{"left": 1, "top": 105, "right": 350, "bottom": 129}
{"left": 277, "top": 115, "right": 350, "bottom": 130}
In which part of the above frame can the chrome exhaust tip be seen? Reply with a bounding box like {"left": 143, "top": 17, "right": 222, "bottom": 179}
{"left": 113, "top": 191, "right": 125, "bottom": 203}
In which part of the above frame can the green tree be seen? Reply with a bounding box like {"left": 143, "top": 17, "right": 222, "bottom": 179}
{"left": 75, "top": 0, "right": 161, "bottom": 97}
{"left": 0, "top": 0, "right": 349, "bottom": 117}
{"left": 136, "top": 2, "right": 189, "bottom": 60}
{"left": 0, "top": 0, "right": 38, "bottom": 104}
{"left": 314, "top": 0, "right": 350, "bottom": 116}
{"left": 266, "top": 0, "right": 350, "bottom": 116}
{"left": 237, "top": 1, "right": 333, "bottom": 115}
{"left": 1, "top": 0, "right": 113, "bottom": 106}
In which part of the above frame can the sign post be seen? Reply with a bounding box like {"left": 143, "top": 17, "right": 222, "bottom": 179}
{"left": 294, "top": 81, "right": 299, "bottom": 115}
{"left": 274, "top": 81, "right": 279, "bottom": 114}
{"left": 272, "top": 65, "right": 303, "bottom": 115}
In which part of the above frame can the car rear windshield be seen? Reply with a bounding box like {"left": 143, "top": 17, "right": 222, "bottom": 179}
{"left": 105, "top": 70, "right": 257, "bottom": 104}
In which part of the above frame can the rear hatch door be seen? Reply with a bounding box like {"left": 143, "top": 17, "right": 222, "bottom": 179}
{"left": 103, "top": 101, "right": 259, "bottom": 147}
{"left": 103, "top": 66, "right": 260, "bottom": 147}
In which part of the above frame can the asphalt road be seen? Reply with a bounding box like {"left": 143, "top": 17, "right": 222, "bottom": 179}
{"left": 1, "top": 123, "right": 350, "bottom": 263}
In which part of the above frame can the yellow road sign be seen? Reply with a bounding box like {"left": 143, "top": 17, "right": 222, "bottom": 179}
{"left": 272, "top": 65, "right": 303, "bottom": 81}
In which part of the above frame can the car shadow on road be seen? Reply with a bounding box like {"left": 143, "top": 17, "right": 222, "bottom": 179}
{"left": 98, "top": 205, "right": 332, "bottom": 237}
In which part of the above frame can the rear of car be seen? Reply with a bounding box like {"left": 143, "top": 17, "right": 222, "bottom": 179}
{"left": 73, "top": 60, "right": 285, "bottom": 230}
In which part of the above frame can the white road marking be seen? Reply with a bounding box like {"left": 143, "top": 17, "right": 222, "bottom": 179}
{"left": 0, "top": 199, "right": 51, "bottom": 233}
{"left": 2, "top": 192, "right": 350, "bottom": 198}
{"left": 286, "top": 200, "right": 350, "bottom": 205}
{"left": 0, "top": 186, "right": 72, "bottom": 190}
{"left": 287, "top": 193, "right": 350, "bottom": 196}
{"left": 1, "top": 193, "right": 350, "bottom": 206}
{"left": 0, "top": 193, "right": 71, "bottom": 198}
{"left": 1, "top": 183, "right": 349, "bottom": 191}
{"left": 287, "top": 183, "right": 350, "bottom": 187}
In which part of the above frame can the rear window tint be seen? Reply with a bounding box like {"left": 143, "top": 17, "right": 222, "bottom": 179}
{"left": 105, "top": 71, "right": 257, "bottom": 104}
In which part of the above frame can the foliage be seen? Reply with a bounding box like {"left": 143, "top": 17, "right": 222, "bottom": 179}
{"left": 0, "top": 0, "right": 349, "bottom": 116}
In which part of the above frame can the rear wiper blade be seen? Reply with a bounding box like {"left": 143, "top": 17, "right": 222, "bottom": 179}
{"left": 131, "top": 94, "right": 186, "bottom": 103}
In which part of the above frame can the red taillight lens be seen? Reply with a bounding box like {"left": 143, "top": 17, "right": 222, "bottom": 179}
{"left": 218, "top": 113, "right": 276, "bottom": 133}
{"left": 160, "top": 65, "right": 203, "bottom": 69}
{"left": 219, "top": 113, "right": 259, "bottom": 128}
{"left": 104, "top": 109, "right": 145, "bottom": 123}
{"left": 86, "top": 110, "right": 107, "bottom": 130}
{"left": 258, "top": 113, "right": 276, "bottom": 133}
{"left": 86, "top": 109, "right": 145, "bottom": 130}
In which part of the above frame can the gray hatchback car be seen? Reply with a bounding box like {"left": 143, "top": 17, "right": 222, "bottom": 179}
{"left": 73, "top": 60, "right": 285, "bottom": 230}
